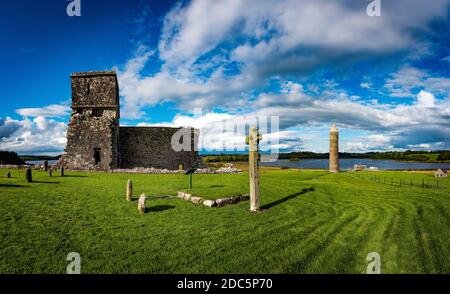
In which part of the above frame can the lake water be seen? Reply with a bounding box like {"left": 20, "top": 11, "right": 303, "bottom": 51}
{"left": 25, "top": 160, "right": 59, "bottom": 165}
{"left": 25, "top": 158, "right": 449, "bottom": 171}
{"left": 260, "top": 159, "right": 450, "bottom": 170}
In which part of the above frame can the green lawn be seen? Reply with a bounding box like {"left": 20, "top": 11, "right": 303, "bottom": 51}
{"left": 0, "top": 168, "right": 449, "bottom": 273}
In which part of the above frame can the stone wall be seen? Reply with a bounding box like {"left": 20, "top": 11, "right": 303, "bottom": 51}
{"left": 60, "top": 109, "right": 119, "bottom": 170}
{"left": 119, "top": 127, "right": 201, "bottom": 169}
{"left": 71, "top": 71, "right": 119, "bottom": 113}
{"left": 60, "top": 71, "right": 201, "bottom": 171}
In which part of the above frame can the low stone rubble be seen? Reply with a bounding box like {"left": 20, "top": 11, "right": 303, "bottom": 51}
{"left": 112, "top": 165, "right": 241, "bottom": 174}
{"left": 177, "top": 191, "right": 249, "bottom": 208}
{"left": 0, "top": 162, "right": 242, "bottom": 174}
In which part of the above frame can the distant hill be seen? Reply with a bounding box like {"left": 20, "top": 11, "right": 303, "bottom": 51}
{"left": 19, "top": 154, "right": 61, "bottom": 161}
{"left": 202, "top": 150, "right": 450, "bottom": 163}
{"left": 0, "top": 151, "right": 25, "bottom": 165}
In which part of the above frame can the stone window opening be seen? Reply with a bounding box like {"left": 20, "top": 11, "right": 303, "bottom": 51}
{"left": 94, "top": 148, "right": 101, "bottom": 165}
{"left": 92, "top": 109, "right": 103, "bottom": 117}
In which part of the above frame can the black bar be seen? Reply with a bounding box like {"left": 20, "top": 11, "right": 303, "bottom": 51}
{"left": 1, "top": 274, "right": 450, "bottom": 292}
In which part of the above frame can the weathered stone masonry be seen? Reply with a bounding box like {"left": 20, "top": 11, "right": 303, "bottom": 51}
{"left": 119, "top": 126, "right": 199, "bottom": 170}
{"left": 59, "top": 71, "right": 201, "bottom": 170}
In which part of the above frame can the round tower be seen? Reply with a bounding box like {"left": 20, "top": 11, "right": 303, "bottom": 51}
{"left": 329, "top": 124, "right": 339, "bottom": 173}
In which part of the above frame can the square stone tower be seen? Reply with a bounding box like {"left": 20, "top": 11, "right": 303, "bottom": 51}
{"left": 60, "top": 71, "right": 120, "bottom": 170}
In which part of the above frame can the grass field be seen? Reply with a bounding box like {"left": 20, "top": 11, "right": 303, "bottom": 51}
{"left": 0, "top": 167, "right": 449, "bottom": 273}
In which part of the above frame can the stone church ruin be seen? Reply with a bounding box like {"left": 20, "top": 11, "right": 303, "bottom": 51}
{"left": 59, "top": 71, "right": 200, "bottom": 171}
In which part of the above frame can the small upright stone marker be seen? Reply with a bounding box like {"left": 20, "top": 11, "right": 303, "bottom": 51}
{"left": 246, "top": 126, "right": 261, "bottom": 212}
{"left": 138, "top": 193, "right": 147, "bottom": 213}
{"left": 26, "top": 167, "right": 32, "bottom": 182}
{"left": 49, "top": 168, "right": 52, "bottom": 177}
{"left": 60, "top": 166, "right": 65, "bottom": 177}
{"left": 44, "top": 160, "right": 48, "bottom": 172}
{"left": 126, "top": 179, "right": 132, "bottom": 201}
{"left": 7, "top": 172, "right": 11, "bottom": 178}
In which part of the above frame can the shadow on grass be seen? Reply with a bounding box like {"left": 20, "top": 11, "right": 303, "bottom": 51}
{"left": 261, "top": 187, "right": 315, "bottom": 210}
{"left": 31, "top": 181, "right": 60, "bottom": 184}
{"left": 131, "top": 196, "right": 177, "bottom": 202}
{"left": 209, "top": 185, "right": 226, "bottom": 188}
{"left": 146, "top": 205, "right": 175, "bottom": 213}
{"left": 61, "top": 175, "right": 88, "bottom": 178}
{"left": 0, "top": 184, "right": 28, "bottom": 188}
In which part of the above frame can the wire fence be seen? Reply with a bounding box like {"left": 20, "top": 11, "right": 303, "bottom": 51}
{"left": 344, "top": 171, "right": 444, "bottom": 190}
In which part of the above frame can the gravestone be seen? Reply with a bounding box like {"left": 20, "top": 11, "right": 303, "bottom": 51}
{"left": 26, "top": 168, "right": 32, "bottom": 182}
{"left": 60, "top": 166, "right": 65, "bottom": 177}
{"left": 44, "top": 160, "right": 48, "bottom": 172}
{"left": 126, "top": 179, "right": 132, "bottom": 201}
{"left": 138, "top": 193, "right": 147, "bottom": 213}
{"left": 246, "top": 126, "right": 261, "bottom": 212}
{"left": 49, "top": 168, "right": 52, "bottom": 177}
{"left": 7, "top": 172, "right": 11, "bottom": 178}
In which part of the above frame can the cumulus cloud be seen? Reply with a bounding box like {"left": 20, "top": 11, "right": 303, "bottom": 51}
{"left": 117, "top": 0, "right": 449, "bottom": 118}
{"left": 416, "top": 90, "right": 436, "bottom": 108}
{"left": 384, "top": 66, "right": 450, "bottom": 98}
{"left": 0, "top": 117, "right": 22, "bottom": 139}
{"left": 135, "top": 86, "right": 450, "bottom": 152}
{"left": 345, "top": 134, "right": 394, "bottom": 152}
{"left": 0, "top": 116, "right": 67, "bottom": 154}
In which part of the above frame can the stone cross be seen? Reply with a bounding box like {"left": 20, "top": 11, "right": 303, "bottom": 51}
{"left": 246, "top": 126, "right": 262, "bottom": 212}
{"left": 26, "top": 167, "right": 32, "bottom": 182}
{"left": 126, "top": 179, "right": 132, "bottom": 201}
{"left": 138, "top": 193, "right": 147, "bottom": 213}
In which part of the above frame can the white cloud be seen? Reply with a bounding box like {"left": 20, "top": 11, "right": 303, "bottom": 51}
{"left": 416, "top": 90, "right": 436, "bottom": 108}
{"left": 0, "top": 117, "right": 22, "bottom": 139}
{"left": 360, "top": 82, "right": 372, "bottom": 89}
{"left": 117, "top": 0, "right": 449, "bottom": 119}
{"left": 0, "top": 116, "right": 67, "bottom": 154}
{"left": 159, "top": 0, "right": 245, "bottom": 67}
{"left": 384, "top": 66, "right": 450, "bottom": 98}
{"left": 15, "top": 103, "right": 70, "bottom": 118}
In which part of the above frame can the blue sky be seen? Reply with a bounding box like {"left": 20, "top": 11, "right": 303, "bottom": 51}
{"left": 0, "top": 0, "right": 449, "bottom": 155}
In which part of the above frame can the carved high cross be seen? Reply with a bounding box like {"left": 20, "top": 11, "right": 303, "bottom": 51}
{"left": 246, "top": 126, "right": 262, "bottom": 212}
